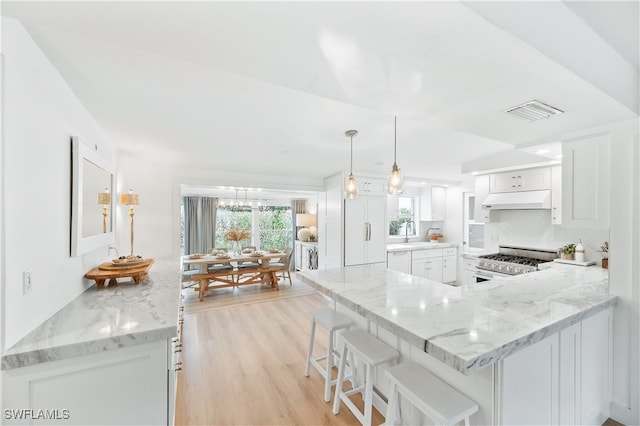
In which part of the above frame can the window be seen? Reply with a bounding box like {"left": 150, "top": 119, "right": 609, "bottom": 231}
{"left": 258, "top": 206, "right": 293, "bottom": 250}
{"left": 215, "top": 205, "right": 252, "bottom": 248}
{"left": 389, "top": 197, "right": 416, "bottom": 237}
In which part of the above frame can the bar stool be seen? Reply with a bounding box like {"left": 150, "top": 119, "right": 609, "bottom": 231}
{"left": 384, "top": 361, "right": 478, "bottom": 426}
{"left": 332, "top": 329, "right": 400, "bottom": 426}
{"left": 304, "top": 308, "right": 356, "bottom": 402}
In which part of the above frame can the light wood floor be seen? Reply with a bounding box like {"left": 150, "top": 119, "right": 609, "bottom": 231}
{"left": 174, "top": 277, "right": 385, "bottom": 425}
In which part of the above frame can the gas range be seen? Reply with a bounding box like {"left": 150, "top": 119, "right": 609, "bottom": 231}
{"left": 476, "top": 245, "right": 558, "bottom": 276}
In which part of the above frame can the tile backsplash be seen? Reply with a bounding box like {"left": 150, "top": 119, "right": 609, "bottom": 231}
{"left": 484, "top": 210, "right": 609, "bottom": 261}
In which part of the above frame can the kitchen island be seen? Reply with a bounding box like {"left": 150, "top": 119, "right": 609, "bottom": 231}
{"left": 299, "top": 262, "right": 615, "bottom": 425}
{"left": 1, "top": 258, "right": 182, "bottom": 425}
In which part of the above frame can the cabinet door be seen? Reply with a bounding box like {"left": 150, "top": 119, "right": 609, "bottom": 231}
{"left": 490, "top": 172, "right": 518, "bottom": 193}
{"left": 519, "top": 167, "right": 551, "bottom": 191}
{"left": 551, "top": 165, "right": 562, "bottom": 225}
{"left": 442, "top": 255, "right": 457, "bottom": 283}
{"left": 562, "top": 133, "right": 610, "bottom": 229}
{"left": 411, "top": 260, "right": 427, "bottom": 278}
{"left": 474, "top": 175, "right": 491, "bottom": 223}
{"left": 3, "top": 340, "right": 169, "bottom": 426}
{"left": 419, "top": 186, "right": 446, "bottom": 221}
{"left": 365, "top": 197, "right": 387, "bottom": 264}
{"left": 425, "top": 257, "right": 443, "bottom": 282}
{"left": 387, "top": 250, "right": 411, "bottom": 274}
{"left": 344, "top": 199, "right": 367, "bottom": 266}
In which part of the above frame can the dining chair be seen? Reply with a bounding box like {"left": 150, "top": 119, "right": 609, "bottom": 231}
{"left": 206, "top": 248, "right": 234, "bottom": 278}
{"left": 272, "top": 247, "right": 293, "bottom": 285}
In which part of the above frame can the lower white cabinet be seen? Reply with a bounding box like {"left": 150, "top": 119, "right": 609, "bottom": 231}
{"left": 441, "top": 247, "right": 457, "bottom": 283}
{"left": 387, "top": 250, "right": 411, "bottom": 274}
{"left": 411, "top": 249, "right": 443, "bottom": 282}
{"left": 2, "top": 339, "right": 176, "bottom": 425}
{"left": 462, "top": 257, "right": 477, "bottom": 286}
{"left": 499, "top": 307, "right": 612, "bottom": 425}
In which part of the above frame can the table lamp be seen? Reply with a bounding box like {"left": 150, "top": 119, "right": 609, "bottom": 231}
{"left": 296, "top": 213, "right": 317, "bottom": 242}
{"left": 120, "top": 189, "right": 139, "bottom": 258}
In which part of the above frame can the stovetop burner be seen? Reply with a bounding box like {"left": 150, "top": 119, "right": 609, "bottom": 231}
{"left": 477, "top": 245, "right": 558, "bottom": 275}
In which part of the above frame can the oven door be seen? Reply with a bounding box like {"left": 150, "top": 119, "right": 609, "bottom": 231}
{"left": 474, "top": 268, "right": 511, "bottom": 283}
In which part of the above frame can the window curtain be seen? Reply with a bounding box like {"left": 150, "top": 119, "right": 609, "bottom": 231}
{"left": 201, "top": 197, "right": 218, "bottom": 253}
{"left": 291, "top": 200, "right": 307, "bottom": 270}
{"left": 183, "top": 196, "right": 200, "bottom": 256}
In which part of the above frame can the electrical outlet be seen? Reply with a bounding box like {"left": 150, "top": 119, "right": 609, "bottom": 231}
{"left": 23, "top": 271, "right": 32, "bottom": 294}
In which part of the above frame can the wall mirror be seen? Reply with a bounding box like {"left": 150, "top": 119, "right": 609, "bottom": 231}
{"left": 71, "top": 136, "right": 116, "bottom": 256}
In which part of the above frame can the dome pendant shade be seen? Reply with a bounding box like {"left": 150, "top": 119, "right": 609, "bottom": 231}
{"left": 387, "top": 163, "right": 404, "bottom": 195}
{"left": 387, "top": 116, "right": 404, "bottom": 195}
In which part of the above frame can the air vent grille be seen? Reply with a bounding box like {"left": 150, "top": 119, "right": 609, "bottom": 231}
{"left": 504, "top": 100, "right": 564, "bottom": 122}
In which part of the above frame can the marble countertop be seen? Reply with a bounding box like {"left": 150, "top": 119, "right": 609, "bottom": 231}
{"left": 299, "top": 262, "right": 615, "bottom": 375}
{"left": 387, "top": 242, "right": 458, "bottom": 252}
{"left": 2, "top": 258, "right": 181, "bottom": 370}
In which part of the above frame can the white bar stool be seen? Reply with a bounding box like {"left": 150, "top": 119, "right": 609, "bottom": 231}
{"left": 332, "top": 329, "right": 400, "bottom": 426}
{"left": 304, "top": 308, "right": 356, "bottom": 402}
{"left": 384, "top": 361, "right": 478, "bottom": 426}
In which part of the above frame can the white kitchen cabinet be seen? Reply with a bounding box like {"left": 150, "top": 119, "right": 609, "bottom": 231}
{"left": 499, "top": 307, "right": 612, "bottom": 425}
{"left": 441, "top": 247, "right": 457, "bottom": 283}
{"left": 474, "top": 175, "right": 491, "bottom": 223}
{"left": 411, "top": 249, "right": 443, "bottom": 282}
{"left": 345, "top": 197, "right": 386, "bottom": 266}
{"left": 551, "top": 165, "right": 562, "bottom": 225}
{"left": 387, "top": 250, "right": 411, "bottom": 274}
{"left": 3, "top": 340, "right": 173, "bottom": 425}
{"left": 462, "top": 257, "right": 477, "bottom": 286}
{"left": 490, "top": 167, "right": 551, "bottom": 193}
{"left": 561, "top": 133, "right": 610, "bottom": 230}
{"left": 358, "top": 177, "right": 387, "bottom": 197}
{"left": 419, "top": 186, "right": 446, "bottom": 221}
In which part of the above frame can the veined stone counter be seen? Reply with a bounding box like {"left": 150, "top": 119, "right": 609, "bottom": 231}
{"left": 387, "top": 241, "right": 458, "bottom": 252}
{"left": 2, "top": 258, "right": 181, "bottom": 370}
{"left": 299, "top": 262, "right": 615, "bottom": 375}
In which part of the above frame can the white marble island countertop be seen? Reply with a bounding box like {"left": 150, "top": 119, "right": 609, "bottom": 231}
{"left": 299, "top": 262, "right": 615, "bottom": 375}
{"left": 2, "top": 258, "right": 181, "bottom": 370}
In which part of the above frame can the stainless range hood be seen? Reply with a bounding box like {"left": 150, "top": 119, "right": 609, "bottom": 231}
{"left": 481, "top": 190, "right": 551, "bottom": 210}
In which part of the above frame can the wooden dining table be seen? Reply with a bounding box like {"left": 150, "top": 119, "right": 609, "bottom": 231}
{"left": 182, "top": 251, "right": 287, "bottom": 301}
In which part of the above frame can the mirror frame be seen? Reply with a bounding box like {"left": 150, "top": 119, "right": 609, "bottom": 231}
{"left": 71, "top": 136, "right": 116, "bottom": 256}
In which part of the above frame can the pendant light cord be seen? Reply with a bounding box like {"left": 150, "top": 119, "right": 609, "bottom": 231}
{"left": 394, "top": 116, "right": 397, "bottom": 164}
{"left": 350, "top": 134, "right": 354, "bottom": 174}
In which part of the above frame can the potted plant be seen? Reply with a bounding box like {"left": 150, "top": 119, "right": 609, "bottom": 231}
{"left": 561, "top": 243, "right": 576, "bottom": 260}
{"left": 599, "top": 241, "right": 609, "bottom": 269}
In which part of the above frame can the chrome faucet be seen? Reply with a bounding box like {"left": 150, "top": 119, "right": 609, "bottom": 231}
{"left": 404, "top": 220, "right": 416, "bottom": 243}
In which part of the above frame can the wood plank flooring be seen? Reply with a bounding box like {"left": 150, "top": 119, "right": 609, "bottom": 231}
{"left": 174, "top": 277, "right": 385, "bottom": 425}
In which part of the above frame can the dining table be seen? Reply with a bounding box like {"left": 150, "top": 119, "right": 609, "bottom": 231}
{"left": 181, "top": 251, "right": 287, "bottom": 301}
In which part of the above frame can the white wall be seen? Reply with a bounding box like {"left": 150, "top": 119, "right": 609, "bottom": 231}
{"left": 1, "top": 18, "right": 117, "bottom": 349}
{"left": 115, "top": 152, "right": 324, "bottom": 259}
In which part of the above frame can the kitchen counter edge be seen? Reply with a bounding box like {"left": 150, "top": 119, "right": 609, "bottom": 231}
{"left": 1, "top": 257, "right": 181, "bottom": 370}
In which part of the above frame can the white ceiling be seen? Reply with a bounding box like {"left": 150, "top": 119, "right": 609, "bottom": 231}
{"left": 3, "top": 1, "right": 638, "bottom": 185}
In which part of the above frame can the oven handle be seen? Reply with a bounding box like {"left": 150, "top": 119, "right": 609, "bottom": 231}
{"left": 475, "top": 269, "right": 495, "bottom": 279}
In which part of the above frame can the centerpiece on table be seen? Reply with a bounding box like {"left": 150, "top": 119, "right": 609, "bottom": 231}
{"left": 224, "top": 228, "right": 250, "bottom": 255}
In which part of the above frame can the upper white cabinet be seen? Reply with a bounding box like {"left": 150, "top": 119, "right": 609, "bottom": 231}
{"left": 358, "top": 177, "right": 387, "bottom": 197}
{"left": 344, "top": 197, "right": 387, "bottom": 266}
{"left": 551, "top": 165, "right": 562, "bottom": 225}
{"left": 420, "top": 186, "right": 446, "bottom": 221}
{"left": 474, "top": 174, "right": 491, "bottom": 223}
{"left": 561, "top": 133, "right": 610, "bottom": 229}
{"left": 490, "top": 167, "right": 551, "bottom": 193}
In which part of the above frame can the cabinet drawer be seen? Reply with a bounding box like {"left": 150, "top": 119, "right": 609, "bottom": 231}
{"left": 411, "top": 249, "right": 442, "bottom": 260}
{"left": 462, "top": 258, "right": 476, "bottom": 270}
{"left": 443, "top": 247, "right": 457, "bottom": 256}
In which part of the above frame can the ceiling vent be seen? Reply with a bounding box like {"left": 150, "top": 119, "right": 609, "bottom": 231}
{"left": 504, "top": 100, "right": 564, "bottom": 122}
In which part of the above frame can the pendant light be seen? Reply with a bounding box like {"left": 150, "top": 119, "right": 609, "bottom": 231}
{"left": 387, "top": 116, "right": 404, "bottom": 195}
{"left": 345, "top": 129, "right": 359, "bottom": 199}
